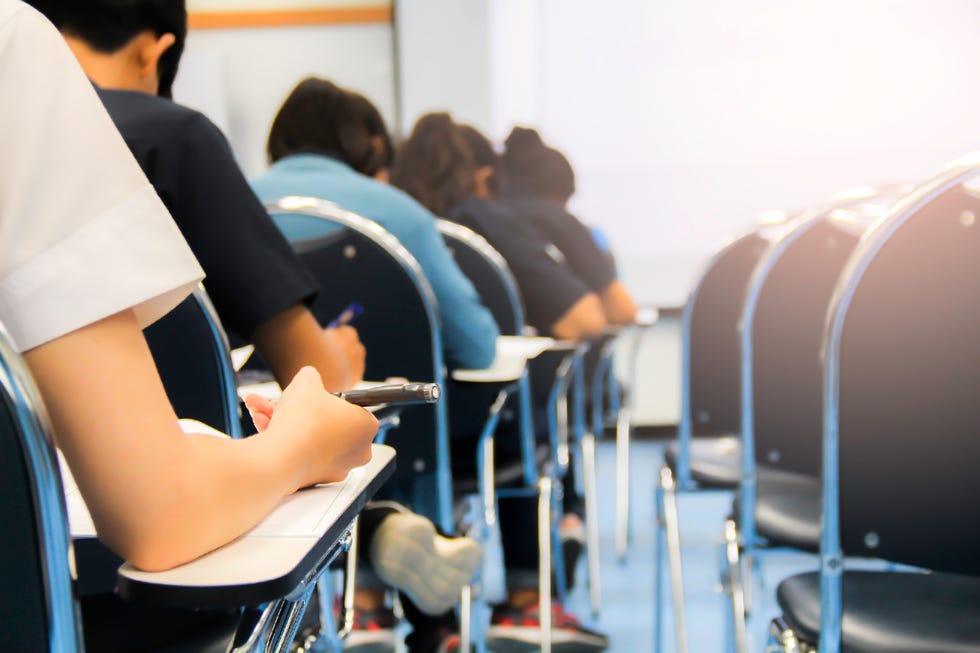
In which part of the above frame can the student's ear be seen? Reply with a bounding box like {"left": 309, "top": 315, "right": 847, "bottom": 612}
{"left": 473, "top": 165, "right": 496, "bottom": 199}
{"left": 137, "top": 32, "right": 177, "bottom": 95}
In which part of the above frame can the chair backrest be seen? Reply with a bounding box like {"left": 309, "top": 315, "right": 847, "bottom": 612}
{"left": 826, "top": 158, "right": 980, "bottom": 575}
{"left": 438, "top": 219, "right": 524, "bottom": 336}
{"left": 142, "top": 287, "right": 241, "bottom": 437}
{"left": 0, "top": 323, "right": 82, "bottom": 652}
{"left": 681, "top": 229, "right": 773, "bottom": 439}
{"left": 264, "top": 197, "right": 453, "bottom": 531}
{"left": 750, "top": 207, "right": 887, "bottom": 476}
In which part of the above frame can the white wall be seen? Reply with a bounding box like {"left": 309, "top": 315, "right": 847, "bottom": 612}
{"left": 394, "top": 0, "right": 494, "bottom": 136}
{"left": 173, "top": 22, "right": 396, "bottom": 177}
{"left": 488, "top": 0, "right": 980, "bottom": 307}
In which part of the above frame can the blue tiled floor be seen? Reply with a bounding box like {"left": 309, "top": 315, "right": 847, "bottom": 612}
{"left": 565, "top": 440, "right": 819, "bottom": 653}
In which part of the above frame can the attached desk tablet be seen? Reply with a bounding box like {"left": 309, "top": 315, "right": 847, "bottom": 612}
{"left": 63, "top": 442, "right": 395, "bottom": 609}
{"left": 451, "top": 335, "right": 555, "bottom": 383}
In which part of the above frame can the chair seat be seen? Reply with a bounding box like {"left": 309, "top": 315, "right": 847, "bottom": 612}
{"left": 753, "top": 467, "right": 821, "bottom": 551}
{"left": 777, "top": 570, "right": 980, "bottom": 653}
{"left": 664, "top": 436, "right": 740, "bottom": 488}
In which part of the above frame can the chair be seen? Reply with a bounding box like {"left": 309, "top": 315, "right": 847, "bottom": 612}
{"left": 654, "top": 224, "right": 775, "bottom": 653}
{"left": 0, "top": 321, "right": 82, "bottom": 652}
{"left": 143, "top": 286, "right": 242, "bottom": 437}
{"left": 439, "top": 219, "right": 590, "bottom": 626}
{"left": 266, "top": 197, "right": 534, "bottom": 653}
{"left": 772, "top": 156, "right": 980, "bottom": 653}
{"left": 725, "top": 191, "right": 900, "bottom": 652}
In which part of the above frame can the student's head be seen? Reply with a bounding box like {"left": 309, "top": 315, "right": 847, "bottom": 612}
{"left": 27, "top": 0, "right": 187, "bottom": 98}
{"left": 389, "top": 112, "right": 477, "bottom": 216}
{"left": 267, "top": 77, "right": 393, "bottom": 180}
{"left": 457, "top": 124, "right": 502, "bottom": 198}
{"left": 501, "top": 127, "right": 576, "bottom": 206}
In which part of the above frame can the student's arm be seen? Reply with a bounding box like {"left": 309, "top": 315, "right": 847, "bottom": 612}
{"left": 600, "top": 280, "right": 638, "bottom": 326}
{"left": 24, "top": 309, "right": 377, "bottom": 572}
{"left": 251, "top": 304, "right": 366, "bottom": 391}
{"left": 550, "top": 293, "right": 608, "bottom": 340}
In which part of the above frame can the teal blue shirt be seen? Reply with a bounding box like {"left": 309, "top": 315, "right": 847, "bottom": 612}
{"left": 250, "top": 154, "right": 499, "bottom": 369}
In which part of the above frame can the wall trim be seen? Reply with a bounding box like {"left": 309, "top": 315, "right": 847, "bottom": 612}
{"left": 189, "top": 7, "right": 392, "bottom": 30}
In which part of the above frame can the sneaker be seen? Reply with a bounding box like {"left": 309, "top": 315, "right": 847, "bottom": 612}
{"left": 341, "top": 605, "right": 397, "bottom": 653}
{"left": 486, "top": 602, "right": 610, "bottom": 653}
{"left": 370, "top": 510, "right": 482, "bottom": 616}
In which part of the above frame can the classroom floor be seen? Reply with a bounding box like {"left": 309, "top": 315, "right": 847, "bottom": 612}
{"left": 561, "top": 439, "right": 819, "bottom": 653}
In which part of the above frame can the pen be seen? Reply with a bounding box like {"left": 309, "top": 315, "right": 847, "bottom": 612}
{"left": 333, "top": 383, "right": 440, "bottom": 407}
{"left": 327, "top": 302, "right": 363, "bottom": 329}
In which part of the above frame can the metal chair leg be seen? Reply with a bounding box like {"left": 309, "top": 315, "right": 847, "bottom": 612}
{"left": 581, "top": 431, "right": 602, "bottom": 618}
{"left": 539, "top": 476, "right": 554, "bottom": 653}
{"left": 724, "top": 519, "right": 749, "bottom": 653}
{"left": 615, "top": 402, "right": 632, "bottom": 562}
{"left": 654, "top": 479, "right": 667, "bottom": 652}
{"left": 459, "top": 584, "right": 473, "bottom": 653}
{"left": 661, "top": 467, "right": 689, "bottom": 653}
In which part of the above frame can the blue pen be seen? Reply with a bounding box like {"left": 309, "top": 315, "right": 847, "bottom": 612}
{"left": 327, "top": 302, "right": 363, "bottom": 329}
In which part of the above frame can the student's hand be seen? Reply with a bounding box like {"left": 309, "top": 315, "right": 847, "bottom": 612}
{"left": 324, "top": 325, "right": 366, "bottom": 388}
{"left": 267, "top": 366, "right": 378, "bottom": 486}
{"left": 243, "top": 393, "right": 275, "bottom": 432}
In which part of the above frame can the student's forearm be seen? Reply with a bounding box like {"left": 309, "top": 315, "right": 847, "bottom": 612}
{"left": 551, "top": 293, "right": 608, "bottom": 341}
{"left": 252, "top": 304, "right": 352, "bottom": 391}
{"left": 600, "top": 281, "right": 638, "bottom": 325}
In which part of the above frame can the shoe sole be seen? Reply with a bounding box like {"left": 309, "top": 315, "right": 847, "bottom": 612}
{"left": 370, "top": 512, "right": 482, "bottom": 616}
{"left": 341, "top": 632, "right": 396, "bottom": 653}
{"left": 486, "top": 626, "right": 609, "bottom": 653}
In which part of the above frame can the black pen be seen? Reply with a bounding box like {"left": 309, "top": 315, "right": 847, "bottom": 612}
{"left": 333, "top": 383, "right": 440, "bottom": 407}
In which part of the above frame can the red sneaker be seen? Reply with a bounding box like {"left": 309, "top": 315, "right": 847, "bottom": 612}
{"left": 487, "top": 601, "right": 609, "bottom": 653}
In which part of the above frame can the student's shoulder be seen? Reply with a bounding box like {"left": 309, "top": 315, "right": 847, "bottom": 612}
{"left": 97, "top": 89, "right": 226, "bottom": 148}
{"left": 359, "top": 180, "right": 437, "bottom": 226}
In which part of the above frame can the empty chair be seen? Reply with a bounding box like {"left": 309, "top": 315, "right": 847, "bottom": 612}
{"left": 773, "top": 157, "right": 980, "bottom": 653}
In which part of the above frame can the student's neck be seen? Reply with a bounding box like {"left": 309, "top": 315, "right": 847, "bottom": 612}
{"left": 65, "top": 37, "right": 145, "bottom": 93}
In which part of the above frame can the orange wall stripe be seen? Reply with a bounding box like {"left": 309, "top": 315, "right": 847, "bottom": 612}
{"left": 189, "top": 7, "right": 392, "bottom": 29}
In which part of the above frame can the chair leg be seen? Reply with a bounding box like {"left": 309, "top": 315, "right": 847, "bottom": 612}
{"left": 615, "top": 403, "right": 632, "bottom": 562}
{"left": 459, "top": 584, "right": 473, "bottom": 653}
{"left": 653, "top": 480, "right": 667, "bottom": 652}
{"left": 539, "top": 476, "right": 554, "bottom": 653}
{"left": 724, "top": 519, "right": 748, "bottom": 653}
{"left": 660, "top": 467, "right": 689, "bottom": 653}
{"left": 769, "top": 617, "right": 803, "bottom": 653}
{"left": 581, "top": 431, "right": 602, "bottom": 618}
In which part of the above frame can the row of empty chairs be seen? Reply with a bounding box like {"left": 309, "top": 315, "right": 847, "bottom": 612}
{"left": 655, "top": 154, "right": 980, "bottom": 652}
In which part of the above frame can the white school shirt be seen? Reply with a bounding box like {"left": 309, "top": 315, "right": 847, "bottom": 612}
{"left": 0, "top": 1, "right": 204, "bottom": 352}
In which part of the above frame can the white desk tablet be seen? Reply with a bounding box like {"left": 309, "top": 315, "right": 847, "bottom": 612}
{"left": 451, "top": 335, "right": 555, "bottom": 383}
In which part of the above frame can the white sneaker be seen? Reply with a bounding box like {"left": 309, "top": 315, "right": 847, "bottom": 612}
{"left": 369, "top": 511, "right": 482, "bottom": 616}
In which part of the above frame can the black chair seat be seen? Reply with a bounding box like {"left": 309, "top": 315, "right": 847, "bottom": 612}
{"left": 731, "top": 467, "right": 820, "bottom": 551}
{"left": 664, "top": 436, "right": 740, "bottom": 488}
{"left": 777, "top": 570, "right": 980, "bottom": 653}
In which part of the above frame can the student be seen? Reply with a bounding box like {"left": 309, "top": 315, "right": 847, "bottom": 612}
{"left": 251, "top": 77, "right": 500, "bottom": 372}
{"left": 391, "top": 113, "right": 611, "bottom": 653}
{"left": 485, "top": 126, "right": 638, "bottom": 327}
{"left": 26, "top": 1, "right": 482, "bottom": 648}
{"left": 391, "top": 113, "right": 612, "bottom": 342}
{"left": 0, "top": 1, "right": 378, "bottom": 649}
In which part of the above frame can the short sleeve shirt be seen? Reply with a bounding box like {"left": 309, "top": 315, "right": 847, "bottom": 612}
{"left": 447, "top": 197, "right": 591, "bottom": 335}
{"left": 96, "top": 89, "right": 319, "bottom": 340}
{"left": 502, "top": 198, "right": 617, "bottom": 293}
{"left": 0, "top": 2, "right": 203, "bottom": 352}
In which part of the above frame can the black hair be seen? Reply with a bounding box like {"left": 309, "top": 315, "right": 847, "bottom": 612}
{"left": 389, "top": 113, "right": 477, "bottom": 216}
{"left": 26, "top": 0, "right": 187, "bottom": 98}
{"left": 267, "top": 77, "right": 393, "bottom": 178}
{"left": 501, "top": 126, "right": 576, "bottom": 204}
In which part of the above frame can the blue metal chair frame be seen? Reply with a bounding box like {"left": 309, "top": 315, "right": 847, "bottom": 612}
{"left": 816, "top": 157, "right": 980, "bottom": 653}
{"left": 0, "top": 322, "right": 82, "bottom": 652}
